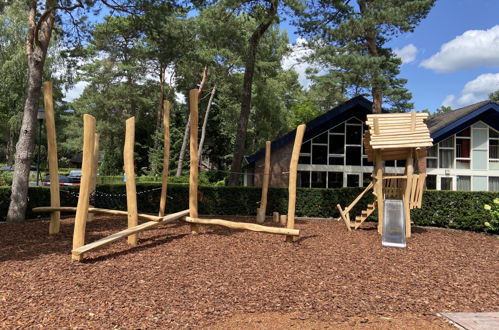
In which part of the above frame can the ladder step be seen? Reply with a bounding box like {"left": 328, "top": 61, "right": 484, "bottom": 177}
{"left": 368, "top": 203, "right": 375, "bottom": 209}
{"left": 355, "top": 216, "right": 363, "bottom": 222}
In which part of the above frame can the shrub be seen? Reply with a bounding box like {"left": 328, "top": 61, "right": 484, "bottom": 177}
{"left": 483, "top": 198, "right": 499, "bottom": 233}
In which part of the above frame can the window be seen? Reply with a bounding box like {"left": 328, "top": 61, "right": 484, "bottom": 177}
{"left": 441, "top": 177, "right": 452, "bottom": 190}
{"left": 456, "top": 176, "right": 471, "bottom": 191}
{"left": 490, "top": 128, "right": 499, "bottom": 170}
{"left": 329, "top": 134, "right": 344, "bottom": 154}
{"left": 298, "top": 171, "right": 310, "bottom": 188}
{"left": 312, "top": 145, "right": 328, "bottom": 165}
{"left": 363, "top": 173, "right": 371, "bottom": 187}
{"left": 345, "top": 146, "right": 361, "bottom": 165}
{"left": 456, "top": 128, "right": 471, "bottom": 169}
{"left": 439, "top": 137, "right": 454, "bottom": 168}
{"left": 311, "top": 171, "right": 327, "bottom": 188}
{"left": 299, "top": 141, "right": 311, "bottom": 165}
{"left": 347, "top": 174, "right": 360, "bottom": 187}
{"left": 489, "top": 177, "right": 499, "bottom": 191}
{"left": 426, "top": 175, "right": 436, "bottom": 189}
{"left": 427, "top": 145, "right": 437, "bottom": 168}
{"left": 328, "top": 172, "right": 343, "bottom": 188}
{"left": 346, "top": 125, "right": 362, "bottom": 144}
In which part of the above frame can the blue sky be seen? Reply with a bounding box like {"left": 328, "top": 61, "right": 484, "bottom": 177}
{"left": 284, "top": 0, "right": 499, "bottom": 112}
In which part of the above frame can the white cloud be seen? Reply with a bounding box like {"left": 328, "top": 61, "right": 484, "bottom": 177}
{"left": 393, "top": 44, "right": 417, "bottom": 64}
{"left": 421, "top": 25, "right": 499, "bottom": 72}
{"left": 282, "top": 37, "right": 316, "bottom": 89}
{"left": 63, "top": 81, "right": 89, "bottom": 102}
{"left": 441, "top": 73, "right": 499, "bottom": 107}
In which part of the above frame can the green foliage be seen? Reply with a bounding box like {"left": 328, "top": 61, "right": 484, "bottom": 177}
{"left": 483, "top": 198, "right": 499, "bottom": 233}
{"left": 489, "top": 90, "right": 499, "bottom": 102}
{"left": 2, "top": 185, "right": 497, "bottom": 234}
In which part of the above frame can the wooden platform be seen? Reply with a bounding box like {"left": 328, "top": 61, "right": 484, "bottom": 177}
{"left": 440, "top": 312, "right": 499, "bottom": 330}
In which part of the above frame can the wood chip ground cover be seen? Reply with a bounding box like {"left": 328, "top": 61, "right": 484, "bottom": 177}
{"left": 0, "top": 216, "right": 497, "bottom": 328}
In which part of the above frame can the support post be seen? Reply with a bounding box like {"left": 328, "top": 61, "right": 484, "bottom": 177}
{"left": 189, "top": 89, "right": 200, "bottom": 234}
{"left": 286, "top": 124, "right": 306, "bottom": 242}
{"left": 272, "top": 212, "right": 279, "bottom": 224}
{"left": 124, "top": 117, "right": 138, "bottom": 246}
{"left": 43, "top": 81, "right": 60, "bottom": 234}
{"left": 403, "top": 154, "right": 414, "bottom": 238}
{"left": 159, "top": 100, "right": 170, "bottom": 217}
{"left": 72, "top": 114, "right": 96, "bottom": 261}
{"left": 88, "top": 133, "right": 100, "bottom": 222}
{"left": 256, "top": 141, "right": 271, "bottom": 224}
{"left": 280, "top": 214, "right": 287, "bottom": 226}
{"left": 374, "top": 150, "right": 384, "bottom": 234}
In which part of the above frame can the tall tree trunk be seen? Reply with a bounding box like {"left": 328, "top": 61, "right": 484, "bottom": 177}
{"left": 227, "top": 0, "right": 277, "bottom": 186}
{"left": 7, "top": 0, "right": 55, "bottom": 222}
{"left": 155, "top": 65, "right": 165, "bottom": 129}
{"left": 7, "top": 127, "right": 16, "bottom": 166}
{"left": 176, "top": 67, "right": 207, "bottom": 176}
{"left": 198, "top": 84, "right": 217, "bottom": 164}
{"left": 360, "top": 0, "right": 382, "bottom": 114}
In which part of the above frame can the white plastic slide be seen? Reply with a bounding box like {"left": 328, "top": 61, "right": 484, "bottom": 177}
{"left": 382, "top": 199, "right": 407, "bottom": 248}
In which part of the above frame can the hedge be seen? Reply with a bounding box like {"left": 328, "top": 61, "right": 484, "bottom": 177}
{"left": 0, "top": 184, "right": 497, "bottom": 233}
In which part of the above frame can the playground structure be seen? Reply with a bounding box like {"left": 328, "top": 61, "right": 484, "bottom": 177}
{"left": 33, "top": 84, "right": 303, "bottom": 261}
{"left": 336, "top": 111, "right": 432, "bottom": 239}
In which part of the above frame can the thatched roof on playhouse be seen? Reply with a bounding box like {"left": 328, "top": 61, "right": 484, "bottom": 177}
{"left": 364, "top": 112, "right": 433, "bottom": 161}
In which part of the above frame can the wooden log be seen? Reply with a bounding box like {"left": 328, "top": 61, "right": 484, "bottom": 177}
{"left": 343, "top": 181, "right": 373, "bottom": 213}
{"left": 286, "top": 124, "right": 306, "bottom": 242}
{"left": 43, "top": 81, "right": 61, "bottom": 235}
{"left": 88, "top": 133, "right": 100, "bottom": 222}
{"left": 72, "top": 114, "right": 96, "bottom": 261}
{"left": 124, "top": 117, "right": 138, "bottom": 246}
{"left": 373, "top": 118, "right": 380, "bottom": 135}
{"left": 368, "top": 113, "right": 428, "bottom": 118}
{"left": 337, "top": 204, "right": 351, "bottom": 231}
{"left": 256, "top": 141, "right": 271, "bottom": 224}
{"left": 72, "top": 209, "right": 189, "bottom": 260}
{"left": 272, "top": 212, "right": 279, "bottom": 224}
{"left": 280, "top": 214, "right": 287, "bottom": 226}
{"left": 159, "top": 100, "right": 171, "bottom": 217}
{"left": 33, "top": 206, "right": 164, "bottom": 222}
{"left": 189, "top": 89, "right": 200, "bottom": 234}
{"left": 374, "top": 150, "right": 384, "bottom": 235}
{"left": 184, "top": 217, "right": 299, "bottom": 236}
{"left": 403, "top": 155, "right": 414, "bottom": 238}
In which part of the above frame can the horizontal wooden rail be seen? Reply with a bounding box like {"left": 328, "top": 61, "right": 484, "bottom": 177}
{"left": 33, "top": 206, "right": 164, "bottom": 222}
{"left": 184, "top": 217, "right": 300, "bottom": 236}
{"left": 72, "top": 209, "right": 189, "bottom": 260}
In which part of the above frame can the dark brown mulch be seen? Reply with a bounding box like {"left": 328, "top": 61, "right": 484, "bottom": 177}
{"left": 0, "top": 215, "right": 497, "bottom": 329}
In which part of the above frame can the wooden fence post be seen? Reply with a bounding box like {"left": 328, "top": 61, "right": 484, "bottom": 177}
{"left": 72, "top": 114, "right": 96, "bottom": 261}
{"left": 286, "top": 124, "right": 306, "bottom": 242}
{"left": 124, "top": 117, "right": 138, "bottom": 246}
{"left": 43, "top": 81, "right": 60, "bottom": 234}
{"left": 159, "top": 100, "right": 171, "bottom": 217}
{"left": 189, "top": 89, "right": 200, "bottom": 234}
{"left": 403, "top": 155, "right": 414, "bottom": 238}
{"left": 256, "top": 141, "right": 271, "bottom": 224}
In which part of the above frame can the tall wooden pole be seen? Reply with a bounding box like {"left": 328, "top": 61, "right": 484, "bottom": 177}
{"left": 189, "top": 89, "right": 200, "bottom": 234}
{"left": 72, "top": 114, "right": 96, "bottom": 261}
{"left": 374, "top": 150, "right": 384, "bottom": 234}
{"left": 403, "top": 154, "right": 414, "bottom": 238}
{"left": 286, "top": 124, "right": 306, "bottom": 242}
{"left": 43, "top": 81, "right": 60, "bottom": 234}
{"left": 124, "top": 117, "right": 138, "bottom": 246}
{"left": 159, "top": 100, "right": 171, "bottom": 217}
{"left": 256, "top": 141, "right": 271, "bottom": 224}
{"left": 87, "top": 133, "right": 100, "bottom": 222}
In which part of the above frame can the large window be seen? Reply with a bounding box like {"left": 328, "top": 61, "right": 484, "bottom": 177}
{"left": 456, "top": 175, "right": 471, "bottom": 191}
{"left": 490, "top": 128, "right": 499, "bottom": 170}
{"left": 427, "top": 145, "right": 437, "bottom": 168}
{"left": 439, "top": 137, "right": 454, "bottom": 168}
{"left": 489, "top": 177, "right": 499, "bottom": 191}
{"left": 441, "top": 177, "right": 452, "bottom": 190}
{"left": 456, "top": 128, "right": 471, "bottom": 169}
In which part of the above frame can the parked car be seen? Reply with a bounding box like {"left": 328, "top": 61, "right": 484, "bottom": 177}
{"left": 68, "top": 170, "right": 82, "bottom": 183}
{"left": 42, "top": 174, "right": 80, "bottom": 186}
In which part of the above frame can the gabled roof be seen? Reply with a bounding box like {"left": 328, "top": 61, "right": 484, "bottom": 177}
{"left": 245, "top": 96, "right": 373, "bottom": 165}
{"left": 427, "top": 100, "right": 499, "bottom": 143}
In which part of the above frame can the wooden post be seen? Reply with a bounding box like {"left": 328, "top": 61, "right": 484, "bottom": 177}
{"left": 273, "top": 212, "right": 280, "bottom": 224}
{"left": 159, "top": 100, "right": 170, "bottom": 217}
{"left": 256, "top": 141, "right": 271, "bottom": 224}
{"left": 43, "top": 81, "right": 61, "bottom": 234}
{"left": 286, "top": 124, "right": 306, "bottom": 242}
{"left": 189, "top": 89, "right": 200, "bottom": 234}
{"left": 374, "top": 150, "right": 384, "bottom": 234}
{"left": 72, "top": 114, "right": 96, "bottom": 261}
{"left": 280, "top": 214, "right": 287, "bottom": 226}
{"left": 124, "top": 117, "right": 138, "bottom": 246}
{"left": 87, "top": 133, "right": 100, "bottom": 222}
{"left": 403, "top": 154, "right": 414, "bottom": 238}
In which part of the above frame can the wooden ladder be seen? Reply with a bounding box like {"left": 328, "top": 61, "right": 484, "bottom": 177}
{"left": 352, "top": 202, "right": 377, "bottom": 229}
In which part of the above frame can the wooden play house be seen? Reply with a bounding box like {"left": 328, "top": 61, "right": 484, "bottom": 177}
{"left": 337, "top": 111, "right": 433, "bottom": 238}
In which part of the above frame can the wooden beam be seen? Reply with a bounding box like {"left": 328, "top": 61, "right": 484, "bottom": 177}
{"left": 159, "top": 100, "right": 171, "bottom": 217}
{"left": 189, "top": 89, "right": 200, "bottom": 234}
{"left": 43, "top": 81, "right": 61, "bottom": 235}
{"left": 88, "top": 133, "right": 100, "bottom": 222}
{"left": 256, "top": 141, "right": 271, "bottom": 224}
{"left": 403, "top": 155, "right": 414, "bottom": 238}
{"left": 374, "top": 150, "right": 384, "bottom": 235}
{"left": 72, "top": 209, "right": 189, "bottom": 260}
{"left": 124, "top": 117, "right": 138, "bottom": 246}
{"left": 373, "top": 118, "right": 380, "bottom": 135}
{"left": 286, "top": 124, "right": 306, "bottom": 242}
{"left": 337, "top": 204, "right": 351, "bottom": 231}
{"left": 33, "top": 206, "right": 164, "bottom": 222}
{"left": 184, "top": 217, "right": 300, "bottom": 236}
{"left": 72, "top": 114, "right": 96, "bottom": 261}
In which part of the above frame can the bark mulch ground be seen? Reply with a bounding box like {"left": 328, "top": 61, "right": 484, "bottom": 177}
{"left": 0, "top": 215, "right": 497, "bottom": 329}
